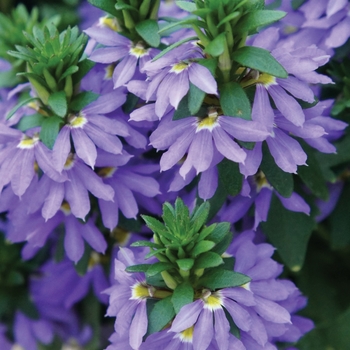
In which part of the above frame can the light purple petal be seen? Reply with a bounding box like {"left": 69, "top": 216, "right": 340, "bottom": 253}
{"left": 89, "top": 47, "right": 129, "bottom": 64}
{"left": 84, "top": 27, "right": 130, "bottom": 46}
{"left": 188, "top": 63, "right": 218, "bottom": 95}
{"left": 65, "top": 216, "right": 85, "bottom": 263}
{"left": 170, "top": 300, "right": 203, "bottom": 332}
{"left": 99, "top": 197, "right": 119, "bottom": 231}
{"left": 277, "top": 192, "right": 310, "bottom": 214}
{"left": 223, "top": 300, "right": 251, "bottom": 331}
{"left": 268, "top": 85, "right": 305, "bottom": 127}
{"left": 113, "top": 184, "right": 138, "bottom": 219}
{"left": 239, "top": 142, "right": 263, "bottom": 178}
{"left": 277, "top": 76, "right": 315, "bottom": 103}
{"left": 254, "top": 188, "right": 273, "bottom": 229}
{"left": 129, "top": 301, "right": 148, "bottom": 350}
{"left": 325, "top": 17, "right": 350, "bottom": 48}
{"left": 168, "top": 70, "right": 189, "bottom": 109}
{"left": 71, "top": 127, "right": 97, "bottom": 168}
{"left": 189, "top": 130, "right": 214, "bottom": 174}
{"left": 52, "top": 126, "right": 71, "bottom": 172}
{"left": 252, "top": 84, "right": 274, "bottom": 127}
{"left": 214, "top": 308, "right": 230, "bottom": 350}
{"left": 198, "top": 166, "right": 218, "bottom": 200}
{"left": 81, "top": 220, "right": 107, "bottom": 253}
{"left": 221, "top": 288, "right": 256, "bottom": 306}
{"left": 84, "top": 88, "right": 127, "bottom": 114}
{"left": 254, "top": 295, "right": 291, "bottom": 324}
{"left": 42, "top": 181, "right": 65, "bottom": 220}
{"left": 193, "top": 308, "right": 214, "bottom": 350}
{"left": 113, "top": 55, "right": 138, "bottom": 88}
{"left": 212, "top": 127, "right": 246, "bottom": 163}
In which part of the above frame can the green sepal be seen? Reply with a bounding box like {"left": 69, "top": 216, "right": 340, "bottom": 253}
{"left": 147, "top": 296, "right": 175, "bottom": 334}
{"left": 233, "top": 46, "right": 288, "bottom": 78}
{"left": 190, "top": 201, "right": 210, "bottom": 233}
{"left": 198, "top": 269, "right": 250, "bottom": 290}
{"left": 171, "top": 281, "right": 194, "bottom": 313}
{"left": 88, "top": 0, "right": 119, "bottom": 16}
{"left": 135, "top": 19, "right": 160, "bottom": 47}
{"left": 145, "top": 248, "right": 167, "bottom": 260}
{"left": 48, "top": 91, "right": 67, "bottom": 118}
{"left": 175, "top": 0, "right": 197, "bottom": 12}
{"left": 39, "top": 116, "right": 63, "bottom": 149}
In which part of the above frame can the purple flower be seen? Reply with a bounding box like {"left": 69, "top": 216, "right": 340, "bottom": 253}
{"left": 52, "top": 88, "right": 128, "bottom": 171}
{"left": 149, "top": 110, "right": 270, "bottom": 178}
{"left": 85, "top": 24, "right": 158, "bottom": 88}
{"left": 143, "top": 43, "right": 218, "bottom": 118}
{"left": 105, "top": 248, "right": 151, "bottom": 350}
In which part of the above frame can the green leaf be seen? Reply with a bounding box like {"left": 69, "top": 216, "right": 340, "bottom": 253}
{"left": 175, "top": 0, "right": 197, "bottom": 12}
{"left": 125, "top": 264, "right": 150, "bottom": 273}
{"left": 74, "top": 59, "right": 95, "bottom": 84}
{"left": 217, "top": 158, "right": 244, "bottom": 196}
{"left": 260, "top": 142, "right": 294, "bottom": 198}
{"left": 48, "top": 91, "right": 67, "bottom": 118}
{"left": 198, "top": 269, "right": 250, "bottom": 289}
{"left": 39, "top": 116, "right": 62, "bottom": 149}
{"left": 217, "top": 11, "right": 240, "bottom": 28}
{"left": 16, "top": 113, "right": 44, "bottom": 131}
{"left": 145, "top": 248, "right": 167, "bottom": 260}
{"left": 233, "top": 46, "right": 288, "bottom": 78}
{"left": 173, "top": 94, "right": 192, "bottom": 120}
{"left": 6, "top": 97, "right": 40, "bottom": 120}
{"left": 70, "top": 91, "right": 99, "bottom": 111}
{"left": 193, "top": 251, "right": 224, "bottom": 269}
{"left": 152, "top": 36, "right": 197, "bottom": 61}
{"left": 131, "top": 240, "right": 162, "bottom": 249}
{"left": 192, "top": 240, "right": 215, "bottom": 257}
{"left": 58, "top": 65, "right": 79, "bottom": 83}
{"left": 146, "top": 262, "right": 173, "bottom": 277}
{"left": 142, "top": 215, "right": 166, "bottom": 235}
{"left": 190, "top": 201, "right": 210, "bottom": 233}
{"left": 147, "top": 296, "right": 175, "bottom": 334}
{"left": 298, "top": 146, "right": 329, "bottom": 201}
{"left": 205, "top": 32, "right": 226, "bottom": 57}
{"left": 237, "top": 10, "right": 286, "bottom": 33}
{"left": 197, "top": 58, "right": 217, "bottom": 75}
{"left": 135, "top": 19, "right": 160, "bottom": 47}
{"left": 176, "top": 258, "right": 194, "bottom": 271}
{"left": 87, "top": 0, "right": 119, "bottom": 16}
{"left": 211, "top": 229, "right": 233, "bottom": 256}
{"left": 206, "top": 222, "right": 230, "bottom": 244}
{"left": 261, "top": 194, "right": 315, "bottom": 271}
{"left": 220, "top": 81, "right": 251, "bottom": 119}
{"left": 189, "top": 83, "right": 206, "bottom": 115}
{"left": 171, "top": 281, "right": 194, "bottom": 313}
{"left": 329, "top": 182, "right": 350, "bottom": 249}
{"left": 115, "top": 2, "right": 139, "bottom": 11}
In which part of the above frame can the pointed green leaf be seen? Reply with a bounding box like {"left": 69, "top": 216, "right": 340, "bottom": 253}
{"left": 192, "top": 240, "right": 216, "bottom": 257}
{"left": 220, "top": 81, "right": 252, "bottom": 119}
{"left": 131, "top": 240, "right": 162, "bottom": 249}
{"left": 193, "top": 251, "right": 224, "bottom": 269}
{"left": 39, "top": 116, "right": 63, "bottom": 149}
{"left": 147, "top": 296, "right": 175, "bottom": 334}
{"left": 6, "top": 97, "right": 40, "bottom": 120}
{"left": 172, "top": 281, "right": 194, "bottom": 313}
{"left": 145, "top": 248, "right": 167, "bottom": 260}
{"left": 205, "top": 32, "right": 226, "bottom": 57}
{"left": 233, "top": 46, "right": 288, "bottom": 78}
{"left": 217, "top": 158, "right": 244, "bottom": 195}
{"left": 190, "top": 201, "right": 210, "bottom": 233}
{"left": 206, "top": 222, "right": 230, "bottom": 244}
{"left": 136, "top": 19, "right": 160, "bottom": 47}
{"left": 198, "top": 269, "right": 250, "bottom": 289}
{"left": 189, "top": 83, "right": 206, "bottom": 115}
{"left": 70, "top": 91, "right": 99, "bottom": 111}
{"left": 176, "top": 258, "right": 194, "bottom": 271}
{"left": 146, "top": 262, "right": 173, "bottom": 277}
{"left": 237, "top": 10, "right": 287, "bottom": 33}
{"left": 16, "top": 113, "right": 44, "bottom": 131}
{"left": 48, "top": 91, "right": 67, "bottom": 118}
{"left": 88, "top": 0, "right": 119, "bottom": 16}
{"left": 125, "top": 264, "right": 150, "bottom": 273}
{"left": 173, "top": 94, "right": 192, "bottom": 120}
{"left": 175, "top": 0, "right": 197, "bottom": 12}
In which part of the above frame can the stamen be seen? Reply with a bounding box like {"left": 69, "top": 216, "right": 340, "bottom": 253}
{"left": 170, "top": 62, "right": 190, "bottom": 74}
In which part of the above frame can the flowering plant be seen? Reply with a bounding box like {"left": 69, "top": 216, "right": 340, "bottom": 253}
{"left": 0, "top": 0, "right": 350, "bottom": 349}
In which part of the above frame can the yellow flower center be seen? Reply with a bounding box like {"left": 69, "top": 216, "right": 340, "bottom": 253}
{"left": 60, "top": 201, "right": 71, "bottom": 215}
{"left": 105, "top": 64, "right": 115, "bottom": 79}
{"left": 130, "top": 43, "right": 149, "bottom": 58}
{"left": 196, "top": 110, "right": 219, "bottom": 132}
{"left": 131, "top": 282, "right": 151, "bottom": 300}
{"left": 111, "top": 227, "right": 131, "bottom": 245}
{"left": 202, "top": 289, "right": 223, "bottom": 310}
{"left": 17, "top": 135, "right": 39, "bottom": 149}
{"left": 241, "top": 71, "right": 277, "bottom": 89}
{"left": 170, "top": 62, "right": 189, "bottom": 74}
{"left": 69, "top": 114, "right": 87, "bottom": 128}
{"left": 99, "top": 16, "right": 120, "bottom": 31}
{"left": 64, "top": 153, "right": 76, "bottom": 170}
{"left": 255, "top": 171, "right": 272, "bottom": 191}
{"left": 178, "top": 326, "right": 194, "bottom": 343}
{"left": 98, "top": 167, "right": 117, "bottom": 178}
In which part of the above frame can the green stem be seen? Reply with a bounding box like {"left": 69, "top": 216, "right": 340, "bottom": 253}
{"left": 123, "top": 10, "right": 135, "bottom": 30}
{"left": 192, "top": 25, "right": 210, "bottom": 47}
{"left": 218, "top": 38, "right": 231, "bottom": 83}
{"left": 161, "top": 270, "right": 178, "bottom": 290}
{"left": 149, "top": 0, "right": 161, "bottom": 20}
